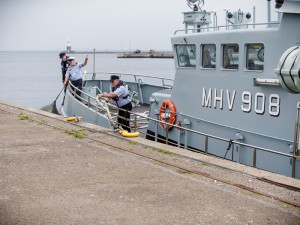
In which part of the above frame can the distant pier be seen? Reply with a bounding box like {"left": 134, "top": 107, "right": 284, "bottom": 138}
{"left": 64, "top": 50, "right": 174, "bottom": 58}
{"left": 67, "top": 51, "right": 121, "bottom": 54}
{"left": 117, "top": 51, "right": 174, "bottom": 59}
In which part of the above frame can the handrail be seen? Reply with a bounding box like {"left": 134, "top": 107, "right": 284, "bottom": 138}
{"left": 144, "top": 112, "right": 299, "bottom": 179}
{"left": 67, "top": 82, "right": 114, "bottom": 115}
{"left": 84, "top": 71, "right": 174, "bottom": 89}
{"left": 67, "top": 82, "right": 148, "bottom": 128}
{"left": 179, "top": 111, "right": 291, "bottom": 143}
{"left": 147, "top": 116, "right": 293, "bottom": 158}
{"left": 85, "top": 71, "right": 174, "bottom": 81}
{"left": 174, "top": 22, "right": 280, "bottom": 35}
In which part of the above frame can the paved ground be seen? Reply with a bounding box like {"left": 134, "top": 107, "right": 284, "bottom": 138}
{"left": 0, "top": 100, "right": 300, "bottom": 225}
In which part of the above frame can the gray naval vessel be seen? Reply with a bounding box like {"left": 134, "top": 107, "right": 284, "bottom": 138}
{"left": 61, "top": 0, "right": 300, "bottom": 179}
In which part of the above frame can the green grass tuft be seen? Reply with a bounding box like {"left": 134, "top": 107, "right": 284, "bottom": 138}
{"left": 37, "top": 120, "right": 47, "bottom": 125}
{"left": 65, "top": 129, "right": 86, "bottom": 139}
{"left": 19, "top": 113, "right": 28, "bottom": 120}
{"left": 152, "top": 148, "right": 176, "bottom": 156}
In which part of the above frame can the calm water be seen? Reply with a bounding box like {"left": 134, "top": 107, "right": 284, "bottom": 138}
{"left": 0, "top": 52, "right": 175, "bottom": 108}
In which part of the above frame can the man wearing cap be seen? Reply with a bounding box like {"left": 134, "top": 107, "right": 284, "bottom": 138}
{"left": 63, "top": 55, "right": 88, "bottom": 99}
{"left": 97, "top": 75, "right": 132, "bottom": 132}
{"left": 59, "top": 52, "right": 70, "bottom": 83}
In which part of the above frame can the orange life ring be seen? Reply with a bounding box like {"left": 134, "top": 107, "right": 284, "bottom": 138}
{"left": 159, "top": 99, "right": 176, "bottom": 129}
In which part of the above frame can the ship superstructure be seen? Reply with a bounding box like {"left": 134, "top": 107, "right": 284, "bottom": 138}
{"left": 146, "top": 0, "right": 300, "bottom": 178}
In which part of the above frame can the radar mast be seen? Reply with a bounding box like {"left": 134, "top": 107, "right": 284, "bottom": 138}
{"left": 184, "top": 0, "right": 212, "bottom": 33}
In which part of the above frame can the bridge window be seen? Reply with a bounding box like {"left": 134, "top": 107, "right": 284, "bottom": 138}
{"left": 202, "top": 44, "right": 216, "bottom": 69}
{"left": 175, "top": 44, "right": 196, "bottom": 67}
{"left": 222, "top": 44, "right": 239, "bottom": 70}
{"left": 246, "top": 44, "right": 264, "bottom": 71}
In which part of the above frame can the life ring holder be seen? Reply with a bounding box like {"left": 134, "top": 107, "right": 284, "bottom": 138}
{"left": 159, "top": 99, "right": 176, "bottom": 129}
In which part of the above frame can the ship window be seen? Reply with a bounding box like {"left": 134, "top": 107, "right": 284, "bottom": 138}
{"left": 202, "top": 44, "right": 216, "bottom": 69}
{"left": 222, "top": 44, "right": 239, "bottom": 70}
{"left": 246, "top": 44, "right": 264, "bottom": 71}
{"left": 175, "top": 44, "right": 196, "bottom": 67}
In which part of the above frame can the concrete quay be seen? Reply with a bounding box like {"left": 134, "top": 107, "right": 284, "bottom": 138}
{"left": 0, "top": 100, "right": 299, "bottom": 225}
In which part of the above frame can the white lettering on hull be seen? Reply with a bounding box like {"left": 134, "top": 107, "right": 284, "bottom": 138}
{"left": 214, "top": 89, "right": 223, "bottom": 109}
{"left": 227, "top": 90, "right": 236, "bottom": 111}
{"left": 202, "top": 88, "right": 212, "bottom": 108}
{"left": 202, "top": 88, "right": 280, "bottom": 117}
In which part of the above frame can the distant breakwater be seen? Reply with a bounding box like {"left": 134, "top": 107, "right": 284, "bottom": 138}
{"left": 117, "top": 52, "right": 173, "bottom": 59}
{"left": 68, "top": 51, "right": 174, "bottom": 58}
{"left": 68, "top": 51, "right": 121, "bottom": 54}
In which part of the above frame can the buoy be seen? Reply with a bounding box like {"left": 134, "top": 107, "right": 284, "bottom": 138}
{"left": 119, "top": 130, "right": 140, "bottom": 138}
{"left": 66, "top": 116, "right": 82, "bottom": 122}
{"left": 159, "top": 99, "right": 176, "bottom": 129}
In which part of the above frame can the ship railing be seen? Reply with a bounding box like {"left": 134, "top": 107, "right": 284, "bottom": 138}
{"left": 67, "top": 82, "right": 113, "bottom": 118}
{"left": 68, "top": 82, "right": 299, "bottom": 178}
{"left": 147, "top": 113, "right": 299, "bottom": 178}
{"left": 84, "top": 71, "right": 174, "bottom": 90}
{"left": 67, "top": 82, "right": 149, "bottom": 129}
{"left": 174, "top": 22, "right": 280, "bottom": 35}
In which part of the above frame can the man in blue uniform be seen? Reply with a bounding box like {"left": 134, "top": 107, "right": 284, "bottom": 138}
{"left": 97, "top": 75, "right": 132, "bottom": 132}
{"left": 63, "top": 55, "right": 88, "bottom": 99}
{"left": 59, "top": 52, "right": 70, "bottom": 83}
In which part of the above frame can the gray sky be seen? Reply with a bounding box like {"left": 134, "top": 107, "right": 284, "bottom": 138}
{"left": 0, "top": 0, "right": 275, "bottom": 51}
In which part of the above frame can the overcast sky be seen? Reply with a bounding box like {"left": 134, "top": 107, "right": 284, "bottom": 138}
{"left": 0, "top": 0, "right": 276, "bottom": 51}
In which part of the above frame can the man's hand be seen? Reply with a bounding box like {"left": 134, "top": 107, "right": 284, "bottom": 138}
{"left": 83, "top": 55, "right": 88, "bottom": 66}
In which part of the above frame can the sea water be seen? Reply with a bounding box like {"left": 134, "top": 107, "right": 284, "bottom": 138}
{"left": 0, "top": 52, "right": 175, "bottom": 108}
